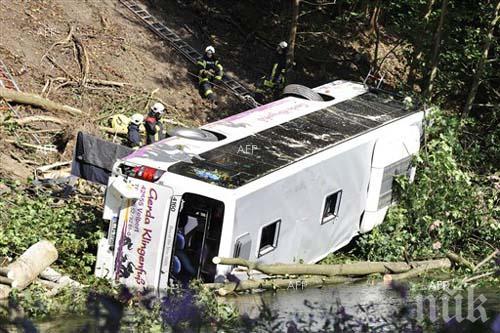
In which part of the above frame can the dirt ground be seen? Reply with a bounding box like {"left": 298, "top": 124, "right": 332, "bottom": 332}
{"left": 0, "top": 0, "right": 249, "bottom": 179}
{"left": 0, "top": 0, "right": 406, "bottom": 181}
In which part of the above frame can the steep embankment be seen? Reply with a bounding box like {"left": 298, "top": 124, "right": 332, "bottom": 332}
{"left": 0, "top": 0, "right": 248, "bottom": 180}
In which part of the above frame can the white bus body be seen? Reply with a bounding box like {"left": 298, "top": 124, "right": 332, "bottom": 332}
{"left": 95, "top": 80, "right": 425, "bottom": 291}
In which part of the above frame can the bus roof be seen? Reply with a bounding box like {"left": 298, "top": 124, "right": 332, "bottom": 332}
{"left": 166, "top": 89, "right": 417, "bottom": 189}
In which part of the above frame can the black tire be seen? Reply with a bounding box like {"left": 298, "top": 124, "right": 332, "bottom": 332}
{"left": 282, "top": 84, "right": 324, "bottom": 102}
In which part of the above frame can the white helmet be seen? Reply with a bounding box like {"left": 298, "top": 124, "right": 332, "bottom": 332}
{"left": 130, "top": 113, "right": 144, "bottom": 125}
{"left": 278, "top": 41, "right": 288, "bottom": 49}
{"left": 205, "top": 45, "right": 215, "bottom": 54}
{"left": 151, "top": 102, "right": 165, "bottom": 114}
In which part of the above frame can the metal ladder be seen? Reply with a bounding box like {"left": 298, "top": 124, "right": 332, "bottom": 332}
{"left": 119, "top": 0, "right": 260, "bottom": 108}
{"left": 363, "top": 67, "right": 385, "bottom": 89}
{"left": 0, "top": 58, "right": 20, "bottom": 115}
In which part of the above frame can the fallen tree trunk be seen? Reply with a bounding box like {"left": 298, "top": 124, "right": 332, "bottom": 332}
{"left": 6, "top": 240, "right": 58, "bottom": 290}
{"left": 213, "top": 257, "right": 450, "bottom": 277}
{"left": 0, "top": 87, "right": 82, "bottom": 115}
{"left": 384, "top": 258, "right": 452, "bottom": 281}
{"left": 205, "top": 275, "right": 359, "bottom": 296}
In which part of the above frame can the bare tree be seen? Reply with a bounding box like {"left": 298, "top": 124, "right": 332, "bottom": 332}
{"left": 288, "top": 0, "right": 300, "bottom": 66}
{"left": 424, "top": 0, "right": 448, "bottom": 100}
{"left": 463, "top": 0, "right": 500, "bottom": 117}
{"left": 408, "top": 0, "right": 436, "bottom": 87}
{"left": 368, "top": 0, "right": 381, "bottom": 35}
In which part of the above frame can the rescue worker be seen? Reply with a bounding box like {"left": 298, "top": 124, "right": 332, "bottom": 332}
{"left": 144, "top": 102, "right": 165, "bottom": 145}
{"left": 127, "top": 113, "right": 144, "bottom": 149}
{"left": 256, "top": 41, "right": 289, "bottom": 102}
{"left": 197, "top": 45, "right": 223, "bottom": 100}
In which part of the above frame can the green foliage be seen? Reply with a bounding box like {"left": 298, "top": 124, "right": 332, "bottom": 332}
{"left": 0, "top": 181, "right": 105, "bottom": 281}
{"left": 190, "top": 280, "right": 240, "bottom": 327}
{"left": 357, "top": 109, "right": 499, "bottom": 262}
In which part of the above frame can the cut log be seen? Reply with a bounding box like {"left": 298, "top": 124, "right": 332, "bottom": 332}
{"left": 0, "top": 267, "right": 8, "bottom": 276}
{"left": 7, "top": 241, "right": 58, "bottom": 290}
{"left": 0, "top": 284, "right": 11, "bottom": 300}
{"left": 40, "top": 267, "right": 81, "bottom": 297}
{"left": 213, "top": 257, "right": 449, "bottom": 277}
{"left": 0, "top": 276, "right": 13, "bottom": 286}
{"left": 0, "top": 87, "right": 82, "bottom": 115}
{"left": 206, "top": 275, "right": 358, "bottom": 296}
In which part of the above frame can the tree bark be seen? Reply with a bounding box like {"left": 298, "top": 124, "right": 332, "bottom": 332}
{"left": 384, "top": 261, "right": 448, "bottom": 281}
{"left": 462, "top": 0, "right": 500, "bottom": 117}
{"left": 373, "top": 14, "right": 381, "bottom": 72}
{"left": 0, "top": 285, "right": 11, "bottom": 300}
{"left": 0, "top": 87, "right": 82, "bottom": 115}
{"left": 368, "top": 0, "right": 381, "bottom": 35}
{"left": 424, "top": 0, "right": 448, "bottom": 100}
{"left": 446, "top": 251, "right": 475, "bottom": 270}
{"left": 207, "top": 275, "right": 358, "bottom": 296}
{"left": 7, "top": 240, "right": 58, "bottom": 290}
{"left": 288, "top": 0, "right": 300, "bottom": 66}
{"left": 213, "top": 257, "right": 451, "bottom": 277}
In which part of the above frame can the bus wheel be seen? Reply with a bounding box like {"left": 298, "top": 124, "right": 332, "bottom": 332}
{"left": 282, "top": 84, "right": 324, "bottom": 102}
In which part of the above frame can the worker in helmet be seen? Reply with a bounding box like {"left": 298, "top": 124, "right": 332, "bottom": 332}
{"left": 127, "top": 113, "right": 144, "bottom": 149}
{"left": 144, "top": 102, "right": 165, "bottom": 145}
{"left": 196, "top": 45, "right": 224, "bottom": 100}
{"left": 256, "top": 41, "right": 289, "bottom": 102}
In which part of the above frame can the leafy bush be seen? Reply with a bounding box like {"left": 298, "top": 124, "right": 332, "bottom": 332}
{"left": 0, "top": 182, "right": 105, "bottom": 280}
{"left": 357, "top": 109, "right": 499, "bottom": 262}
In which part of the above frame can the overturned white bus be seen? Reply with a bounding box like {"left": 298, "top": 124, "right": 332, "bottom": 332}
{"left": 95, "top": 80, "right": 425, "bottom": 291}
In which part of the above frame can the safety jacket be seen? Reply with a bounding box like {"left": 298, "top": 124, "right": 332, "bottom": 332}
{"left": 144, "top": 116, "right": 165, "bottom": 145}
{"left": 127, "top": 123, "right": 142, "bottom": 149}
{"left": 197, "top": 54, "right": 224, "bottom": 83}
{"left": 264, "top": 51, "right": 287, "bottom": 88}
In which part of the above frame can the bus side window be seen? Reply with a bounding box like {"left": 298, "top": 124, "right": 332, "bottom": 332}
{"left": 321, "top": 190, "right": 342, "bottom": 224}
{"left": 258, "top": 220, "right": 281, "bottom": 257}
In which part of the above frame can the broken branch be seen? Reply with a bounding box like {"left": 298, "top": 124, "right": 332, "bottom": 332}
{"left": 384, "top": 259, "right": 452, "bottom": 281}
{"left": 473, "top": 249, "right": 499, "bottom": 272}
{"left": 40, "top": 25, "right": 75, "bottom": 63}
{"left": 0, "top": 87, "right": 82, "bottom": 115}
{"left": 10, "top": 115, "right": 67, "bottom": 126}
{"left": 446, "top": 251, "right": 475, "bottom": 270}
